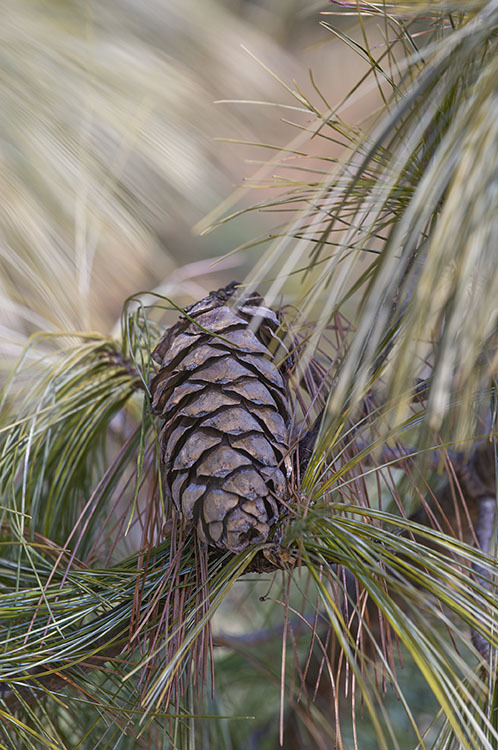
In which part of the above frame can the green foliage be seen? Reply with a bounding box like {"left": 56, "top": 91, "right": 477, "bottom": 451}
{"left": 1, "top": 336, "right": 140, "bottom": 542}
{"left": 205, "top": 0, "right": 498, "bottom": 445}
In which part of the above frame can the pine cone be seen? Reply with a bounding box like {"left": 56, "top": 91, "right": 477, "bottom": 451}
{"left": 150, "top": 281, "right": 292, "bottom": 553}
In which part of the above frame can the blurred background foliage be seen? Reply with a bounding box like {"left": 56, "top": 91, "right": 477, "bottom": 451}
{"left": 1, "top": 0, "right": 498, "bottom": 748}
{"left": 1, "top": 0, "right": 374, "bottom": 350}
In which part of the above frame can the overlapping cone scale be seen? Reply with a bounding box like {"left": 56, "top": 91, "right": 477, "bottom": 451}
{"left": 150, "top": 282, "right": 292, "bottom": 553}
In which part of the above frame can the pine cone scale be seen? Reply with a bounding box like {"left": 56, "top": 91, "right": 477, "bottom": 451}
{"left": 173, "top": 432, "right": 221, "bottom": 470}
{"left": 235, "top": 352, "right": 286, "bottom": 388}
{"left": 200, "top": 406, "right": 262, "bottom": 435}
{"left": 176, "top": 389, "right": 240, "bottom": 418}
{"left": 188, "top": 357, "right": 252, "bottom": 384}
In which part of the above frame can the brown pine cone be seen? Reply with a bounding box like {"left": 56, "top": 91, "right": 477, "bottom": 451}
{"left": 150, "top": 282, "right": 293, "bottom": 553}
